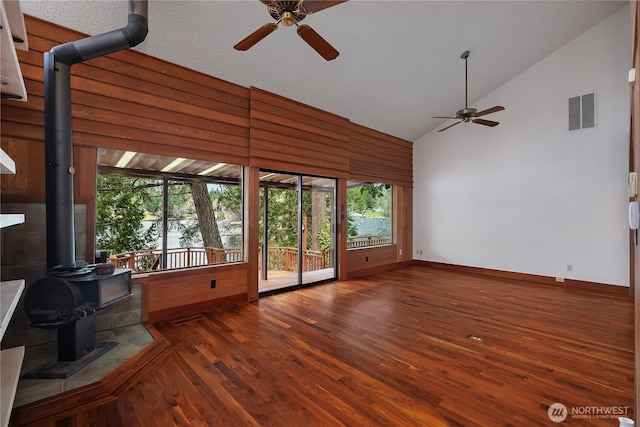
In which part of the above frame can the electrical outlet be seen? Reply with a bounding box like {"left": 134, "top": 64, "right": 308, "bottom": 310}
{"left": 566, "top": 264, "right": 573, "bottom": 272}
{"left": 365, "top": 256, "right": 369, "bottom": 262}
{"left": 210, "top": 279, "right": 216, "bottom": 289}
{"left": 399, "top": 249, "right": 402, "bottom": 255}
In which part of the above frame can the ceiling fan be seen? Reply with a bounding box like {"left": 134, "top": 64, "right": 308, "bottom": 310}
{"left": 433, "top": 50, "right": 505, "bottom": 132}
{"left": 234, "top": 1, "right": 347, "bottom": 61}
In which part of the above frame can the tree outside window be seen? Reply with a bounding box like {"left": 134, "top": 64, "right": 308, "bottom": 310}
{"left": 96, "top": 155, "right": 243, "bottom": 273}
{"left": 346, "top": 182, "right": 392, "bottom": 249}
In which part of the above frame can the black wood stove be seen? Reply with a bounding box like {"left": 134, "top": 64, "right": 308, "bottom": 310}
{"left": 24, "top": 269, "right": 132, "bottom": 361}
{"left": 23, "top": 1, "right": 148, "bottom": 363}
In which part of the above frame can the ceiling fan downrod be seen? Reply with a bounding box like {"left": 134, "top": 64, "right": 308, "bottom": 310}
{"left": 462, "top": 50, "right": 470, "bottom": 109}
{"left": 432, "top": 49, "right": 504, "bottom": 132}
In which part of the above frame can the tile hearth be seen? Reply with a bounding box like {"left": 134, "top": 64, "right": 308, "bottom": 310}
{"left": 13, "top": 323, "right": 153, "bottom": 407}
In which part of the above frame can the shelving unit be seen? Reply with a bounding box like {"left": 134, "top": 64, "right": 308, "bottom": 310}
{"left": 0, "top": 0, "right": 28, "bottom": 101}
{"left": 1, "top": 2, "right": 28, "bottom": 424}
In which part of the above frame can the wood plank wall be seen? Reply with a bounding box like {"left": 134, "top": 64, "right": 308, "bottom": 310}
{"left": 349, "top": 122, "right": 413, "bottom": 187}
{"left": 249, "top": 87, "right": 351, "bottom": 178}
{"left": 142, "top": 263, "right": 249, "bottom": 323}
{"left": 1, "top": 16, "right": 251, "bottom": 165}
{"left": 1, "top": 15, "right": 414, "bottom": 319}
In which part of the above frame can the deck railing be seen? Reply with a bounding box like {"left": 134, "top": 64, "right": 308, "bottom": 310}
{"left": 108, "top": 236, "right": 388, "bottom": 273}
{"left": 108, "top": 246, "right": 331, "bottom": 273}
{"left": 109, "top": 247, "right": 242, "bottom": 273}
{"left": 257, "top": 247, "right": 330, "bottom": 272}
{"left": 346, "top": 236, "right": 392, "bottom": 249}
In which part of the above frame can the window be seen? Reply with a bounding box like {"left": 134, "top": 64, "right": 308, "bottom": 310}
{"left": 346, "top": 181, "right": 392, "bottom": 249}
{"left": 96, "top": 149, "right": 243, "bottom": 273}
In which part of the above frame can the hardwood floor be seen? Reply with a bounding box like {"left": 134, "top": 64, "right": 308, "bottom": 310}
{"left": 59, "top": 266, "right": 640, "bottom": 425}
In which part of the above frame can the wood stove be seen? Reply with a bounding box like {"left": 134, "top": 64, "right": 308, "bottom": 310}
{"left": 24, "top": 269, "right": 132, "bottom": 360}
{"left": 24, "top": 1, "right": 148, "bottom": 363}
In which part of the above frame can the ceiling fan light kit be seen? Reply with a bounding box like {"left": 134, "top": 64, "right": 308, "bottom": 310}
{"left": 434, "top": 50, "right": 505, "bottom": 132}
{"left": 234, "top": 0, "right": 346, "bottom": 61}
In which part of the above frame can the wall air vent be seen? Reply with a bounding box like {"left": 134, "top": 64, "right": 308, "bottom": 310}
{"left": 568, "top": 92, "right": 596, "bottom": 131}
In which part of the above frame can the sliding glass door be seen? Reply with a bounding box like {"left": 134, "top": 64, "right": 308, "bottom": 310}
{"left": 258, "top": 170, "right": 336, "bottom": 294}
{"left": 301, "top": 175, "right": 335, "bottom": 286}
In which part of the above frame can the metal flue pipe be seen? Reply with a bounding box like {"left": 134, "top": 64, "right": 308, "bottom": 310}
{"left": 44, "top": 1, "right": 148, "bottom": 271}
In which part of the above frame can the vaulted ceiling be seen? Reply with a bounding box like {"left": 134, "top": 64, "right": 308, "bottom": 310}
{"left": 21, "top": 0, "right": 626, "bottom": 142}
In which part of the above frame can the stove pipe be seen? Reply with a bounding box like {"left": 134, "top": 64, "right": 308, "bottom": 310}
{"left": 44, "top": 1, "right": 148, "bottom": 271}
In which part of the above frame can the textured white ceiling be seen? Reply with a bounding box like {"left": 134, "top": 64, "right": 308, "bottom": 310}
{"left": 21, "top": 0, "right": 626, "bottom": 141}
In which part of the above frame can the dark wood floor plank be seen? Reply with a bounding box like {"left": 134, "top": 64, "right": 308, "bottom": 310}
{"left": 112, "top": 266, "right": 633, "bottom": 426}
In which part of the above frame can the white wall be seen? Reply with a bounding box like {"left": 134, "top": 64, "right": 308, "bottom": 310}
{"left": 413, "top": 5, "right": 631, "bottom": 286}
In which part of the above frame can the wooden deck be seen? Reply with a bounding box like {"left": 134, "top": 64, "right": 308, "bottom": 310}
{"left": 258, "top": 268, "right": 336, "bottom": 293}
{"left": 10, "top": 265, "right": 634, "bottom": 426}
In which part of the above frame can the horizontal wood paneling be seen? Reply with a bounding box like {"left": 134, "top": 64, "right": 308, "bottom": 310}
{"left": 1, "top": 16, "right": 250, "bottom": 173}
{"left": 250, "top": 87, "right": 350, "bottom": 178}
{"left": 0, "top": 138, "right": 44, "bottom": 202}
{"left": 346, "top": 244, "right": 398, "bottom": 278}
{"left": 144, "top": 263, "right": 249, "bottom": 321}
{"left": 349, "top": 122, "right": 413, "bottom": 187}
{"left": 0, "top": 139, "right": 95, "bottom": 204}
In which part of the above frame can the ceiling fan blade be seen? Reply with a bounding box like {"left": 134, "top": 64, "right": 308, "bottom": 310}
{"left": 259, "top": 0, "right": 272, "bottom": 5}
{"left": 299, "top": 0, "right": 348, "bottom": 13}
{"left": 472, "top": 118, "right": 500, "bottom": 127}
{"left": 437, "top": 121, "right": 462, "bottom": 133}
{"left": 474, "top": 105, "right": 505, "bottom": 117}
{"left": 433, "top": 116, "right": 458, "bottom": 119}
{"left": 297, "top": 24, "right": 339, "bottom": 60}
{"left": 234, "top": 23, "right": 278, "bottom": 51}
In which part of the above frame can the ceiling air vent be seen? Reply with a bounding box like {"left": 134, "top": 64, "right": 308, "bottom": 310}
{"left": 568, "top": 92, "right": 596, "bottom": 131}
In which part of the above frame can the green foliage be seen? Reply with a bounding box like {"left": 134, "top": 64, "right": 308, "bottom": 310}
{"left": 346, "top": 215, "right": 358, "bottom": 237}
{"left": 258, "top": 185, "right": 337, "bottom": 252}
{"left": 97, "top": 175, "right": 245, "bottom": 257}
{"left": 96, "top": 176, "right": 159, "bottom": 255}
{"left": 347, "top": 183, "right": 391, "bottom": 217}
{"left": 259, "top": 187, "right": 301, "bottom": 248}
{"left": 212, "top": 184, "right": 242, "bottom": 221}
{"left": 318, "top": 220, "right": 332, "bottom": 250}
{"left": 165, "top": 182, "right": 244, "bottom": 248}
{"left": 346, "top": 183, "right": 392, "bottom": 241}
{"left": 143, "top": 183, "right": 162, "bottom": 218}
{"left": 167, "top": 181, "right": 195, "bottom": 219}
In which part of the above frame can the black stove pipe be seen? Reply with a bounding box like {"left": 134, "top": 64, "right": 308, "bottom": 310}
{"left": 44, "top": 1, "right": 148, "bottom": 271}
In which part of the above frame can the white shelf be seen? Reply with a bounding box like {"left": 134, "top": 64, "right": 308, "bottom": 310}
{"left": 0, "top": 346, "right": 25, "bottom": 427}
{"left": 0, "top": 0, "right": 27, "bottom": 101}
{"left": 0, "top": 214, "right": 24, "bottom": 229}
{"left": 0, "top": 280, "right": 24, "bottom": 343}
{"left": 0, "top": 149, "right": 16, "bottom": 174}
{"left": 0, "top": 5, "right": 27, "bottom": 424}
{"left": 2, "top": 0, "right": 27, "bottom": 51}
